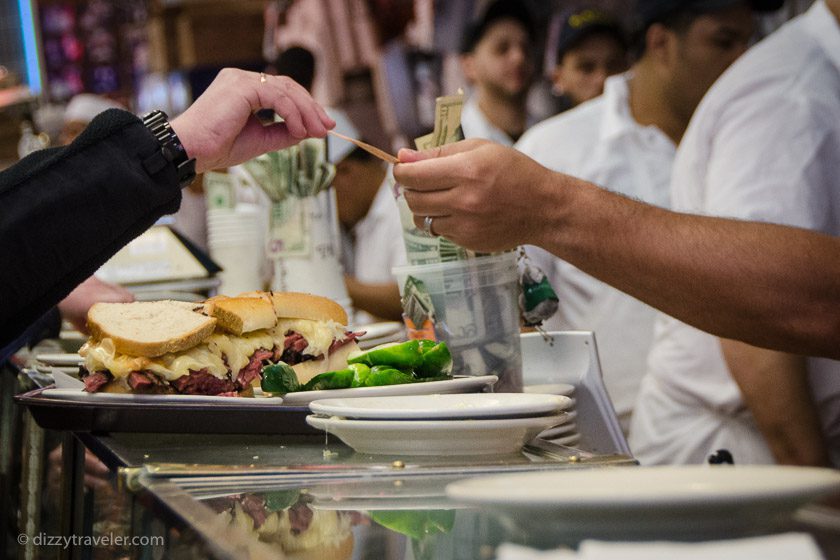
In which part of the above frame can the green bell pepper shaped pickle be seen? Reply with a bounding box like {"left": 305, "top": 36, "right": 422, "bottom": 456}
{"left": 261, "top": 362, "right": 300, "bottom": 394}
{"left": 347, "top": 340, "right": 422, "bottom": 369}
{"left": 264, "top": 490, "right": 300, "bottom": 512}
{"left": 301, "top": 367, "right": 356, "bottom": 392}
{"left": 348, "top": 363, "right": 372, "bottom": 388}
{"left": 416, "top": 340, "right": 453, "bottom": 377}
{"left": 364, "top": 366, "right": 416, "bottom": 387}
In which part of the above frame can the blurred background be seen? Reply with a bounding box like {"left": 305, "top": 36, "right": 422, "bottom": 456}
{"left": 0, "top": 0, "right": 814, "bottom": 170}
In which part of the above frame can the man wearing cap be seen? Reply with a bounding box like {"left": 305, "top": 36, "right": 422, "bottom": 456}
{"left": 549, "top": 7, "right": 628, "bottom": 111}
{"left": 459, "top": 0, "right": 537, "bottom": 145}
{"left": 630, "top": 0, "right": 840, "bottom": 467}
{"left": 516, "top": 0, "right": 774, "bottom": 434}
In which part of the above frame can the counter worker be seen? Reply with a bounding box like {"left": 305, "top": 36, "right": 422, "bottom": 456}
{"left": 459, "top": 0, "right": 537, "bottom": 145}
{"left": 0, "top": 68, "right": 334, "bottom": 356}
{"left": 516, "top": 0, "right": 770, "bottom": 433}
{"left": 391, "top": 2, "right": 840, "bottom": 365}
{"left": 549, "top": 7, "right": 627, "bottom": 112}
{"left": 629, "top": 0, "right": 840, "bottom": 468}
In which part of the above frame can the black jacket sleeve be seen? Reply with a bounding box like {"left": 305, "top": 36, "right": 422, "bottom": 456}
{"left": 0, "top": 109, "right": 183, "bottom": 347}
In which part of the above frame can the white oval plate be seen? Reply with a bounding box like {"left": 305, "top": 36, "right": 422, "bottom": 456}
{"left": 538, "top": 416, "right": 578, "bottom": 438}
{"left": 306, "top": 413, "right": 568, "bottom": 456}
{"left": 354, "top": 321, "right": 404, "bottom": 340}
{"left": 41, "top": 388, "right": 283, "bottom": 405}
{"left": 309, "top": 393, "right": 573, "bottom": 420}
{"left": 282, "top": 375, "right": 498, "bottom": 406}
{"left": 544, "top": 432, "right": 581, "bottom": 447}
{"left": 446, "top": 466, "right": 840, "bottom": 540}
{"left": 523, "top": 383, "right": 575, "bottom": 396}
{"left": 35, "top": 353, "right": 84, "bottom": 366}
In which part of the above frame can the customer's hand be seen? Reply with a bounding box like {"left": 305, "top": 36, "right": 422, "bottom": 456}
{"left": 58, "top": 276, "right": 134, "bottom": 334}
{"left": 394, "top": 139, "right": 559, "bottom": 253}
{"left": 47, "top": 445, "right": 111, "bottom": 493}
{"left": 171, "top": 68, "right": 335, "bottom": 173}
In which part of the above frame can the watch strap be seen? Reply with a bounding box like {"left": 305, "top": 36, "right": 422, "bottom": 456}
{"left": 140, "top": 110, "right": 196, "bottom": 189}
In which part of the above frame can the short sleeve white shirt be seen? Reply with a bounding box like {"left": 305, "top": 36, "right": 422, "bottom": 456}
{"left": 630, "top": 1, "right": 840, "bottom": 465}
{"left": 461, "top": 95, "right": 536, "bottom": 146}
{"left": 515, "top": 73, "right": 676, "bottom": 424}
{"left": 344, "top": 175, "right": 407, "bottom": 325}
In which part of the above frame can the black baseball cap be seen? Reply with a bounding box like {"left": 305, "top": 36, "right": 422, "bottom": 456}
{"left": 460, "top": 0, "right": 535, "bottom": 54}
{"left": 556, "top": 8, "right": 626, "bottom": 59}
{"left": 637, "top": 0, "right": 784, "bottom": 28}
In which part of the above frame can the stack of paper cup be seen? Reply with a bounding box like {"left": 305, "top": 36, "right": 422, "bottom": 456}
{"left": 207, "top": 203, "right": 264, "bottom": 295}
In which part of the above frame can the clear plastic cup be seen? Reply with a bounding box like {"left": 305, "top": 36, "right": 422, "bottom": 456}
{"left": 392, "top": 252, "right": 523, "bottom": 392}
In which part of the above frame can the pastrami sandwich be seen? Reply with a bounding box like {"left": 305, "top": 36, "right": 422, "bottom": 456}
{"left": 209, "top": 492, "right": 355, "bottom": 560}
{"left": 79, "top": 291, "right": 360, "bottom": 396}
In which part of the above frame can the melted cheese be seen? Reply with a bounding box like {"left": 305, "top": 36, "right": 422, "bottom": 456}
{"left": 80, "top": 319, "right": 345, "bottom": 383}
{"left": 145, "top": 344, "right": 228, "bottom": 380}
{"left": 205, "top": 330, "right": 274, "bottom": 376}
{"left": 81, "top": 338, "right": 228, "bottom": 381}
{"left": 81, "top": 339, "right": 151, "bottom": 377}
{"left": 272, "top": 319, "right": 345, "bottom": 357}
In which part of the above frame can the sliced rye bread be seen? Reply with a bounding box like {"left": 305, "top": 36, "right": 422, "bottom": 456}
{"left": 208, "top": 295, "right": 278, "bottom": 335}
{"left": 87, "top": 300, "right": 217, "bottom": 358}
{"left": 266, "top": 291, "right": 348, "bottom": 325}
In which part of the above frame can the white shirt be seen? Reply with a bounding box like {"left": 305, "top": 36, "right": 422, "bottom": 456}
{"left": 515, "top": 74, "right": 676, "bottom": 427}
{"left": 461, "top": 95, "right": 536, "bottom": 146}
{"left": 341, "top": 176, "right": 407, "bottom": 325}
{"left": 630, "top": 0, "right": 840, "bottom": 466}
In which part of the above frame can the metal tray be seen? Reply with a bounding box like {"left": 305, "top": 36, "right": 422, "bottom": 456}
{"left": 15, "top": 387, "right": 317, "bottom": 435}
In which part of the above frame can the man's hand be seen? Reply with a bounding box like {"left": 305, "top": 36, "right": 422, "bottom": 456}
{"left": 58, "top": 276, "right": 134, "bottom": 334}
{"left": 171, "top": 68, "right": 335, "bottom": 173}
{"left": 393, "top": 139, "right": 560, "bottom": 252}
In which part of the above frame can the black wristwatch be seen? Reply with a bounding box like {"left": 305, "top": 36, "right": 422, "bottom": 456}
{"left": 141, "top": 110, "right": 197, "bottom": 189}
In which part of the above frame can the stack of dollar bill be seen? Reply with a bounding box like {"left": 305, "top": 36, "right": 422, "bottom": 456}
{"left": 394, "top": 91, "right": 487, "bottom": 266}
{"left": 240, "top": 139, "right": 337, "bottom": 261}
{"left": 395, "top": 92, "right": 523, "bottom": 391}
{"left": 244, "top": 139, "right": 336, "bottom": 203}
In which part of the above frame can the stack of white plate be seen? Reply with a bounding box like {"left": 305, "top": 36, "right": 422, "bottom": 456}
{"left": 207, "top": 204, "right": 264, "bottom": 294}
{"left": 446, "top": 466, "right": 840, "bottom": 541}
{"left": 306, "top": 393, "right": 574, "bottom": 456}
{"left": 525, "top": 383, "right": 580, "bottom": 446}
{"left": 354, "top": 321, "right": 405, "bottom": 350}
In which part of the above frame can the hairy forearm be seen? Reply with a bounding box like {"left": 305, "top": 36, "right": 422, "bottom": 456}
{"left": 721, "top": 339, "right": 829, "bottom": 466}
{"left": 533, "top": 174, "right": 840, "bottom": 359}
{"left": 344, "top": 277, "right": 403, "bottom": 322}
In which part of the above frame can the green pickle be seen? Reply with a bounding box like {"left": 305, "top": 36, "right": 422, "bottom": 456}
{"left": 416, "top": 340, "right": 453, "bottom": 377}
{"left": 302, "top": 367, "right": 355, "bottom": 391}
{"left": 348, "top": 339, "right": 453, "bottom": 377}
{"left": 268, "top": 340, "right": 453, "bottom": 394}
{"left": 260, "top": 362, "right": 299, "bottom": 394}
{"left": 365, "top": 366, "right": 415, "bottom": 387}
{"left": 349, "top": 363, "right": 372, "bottom": 388}
{"left": 263, "top": 490, "right": 300, "bottom": 511}
{"left": 348, "top": 340, "right": 422, "bottom": 369}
